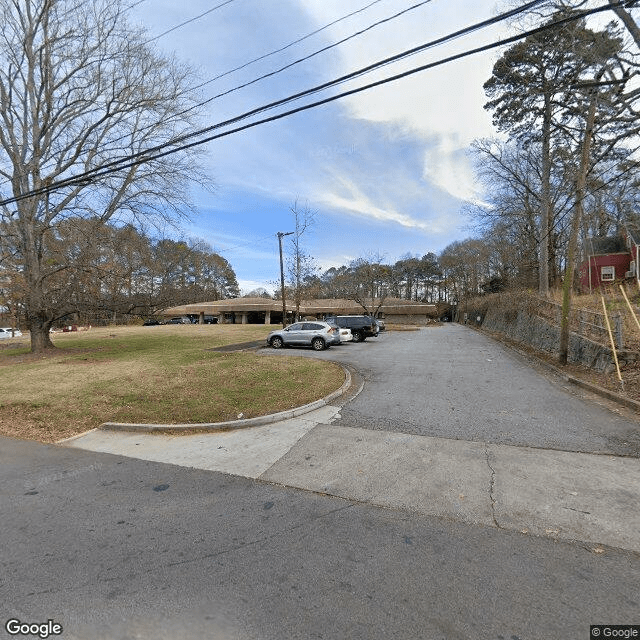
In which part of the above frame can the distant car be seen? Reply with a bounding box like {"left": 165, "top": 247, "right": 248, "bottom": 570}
{"left": 374, "top": 318, "right": 386, "bottom": 331}
{"left": 142, "top": 319, "right": 162, "bottom": 326}
{"left": 327, "top": 321, "right": 353, "bottom": 343}
{"left": 0, "top": 327, "right": 22, "bottom": 339}
{"left": 324, "top": 315, "right": 378, "bottom": 342}
{"left": 166, "top": 316, "right": 191, "bottom": 324}
{"left": 267, "top": 321, "right": 340, "bottom": 351}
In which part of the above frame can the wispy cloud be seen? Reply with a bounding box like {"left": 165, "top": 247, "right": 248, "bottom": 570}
{"left": 318, "top": 176, "right": 433, "bottom": 231}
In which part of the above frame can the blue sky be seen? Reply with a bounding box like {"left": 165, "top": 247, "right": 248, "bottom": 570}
{"left": 130, "top": 0, "right": 512, "bottom": 293}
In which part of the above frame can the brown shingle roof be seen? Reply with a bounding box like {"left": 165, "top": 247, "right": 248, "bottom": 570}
{"left": 161, "top": 297, "right": 437, "bottom": 317}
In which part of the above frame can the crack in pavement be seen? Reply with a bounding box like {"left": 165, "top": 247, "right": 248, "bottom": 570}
{"left": 166, "top": 502, "right": 355, "bottom": 568}
{"left": 484, "top": 445, "right": 500, "bottom": 529}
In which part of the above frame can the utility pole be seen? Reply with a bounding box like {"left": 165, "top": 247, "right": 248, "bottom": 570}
{"left": 277, "top": 231, "right": 294, "bottom": 328}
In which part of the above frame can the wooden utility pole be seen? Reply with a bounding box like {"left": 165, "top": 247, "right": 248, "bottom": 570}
{"left": 277, "top": 231, "right": 293, "bottom": 328}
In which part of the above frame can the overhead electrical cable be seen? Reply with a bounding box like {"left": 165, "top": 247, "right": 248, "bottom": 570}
{"left": 1, "top": 0, "right": 631, "bottom": 207}
{"left": 195, "top": 0, "right": 434, "bottom": 101}
{"left": 24, "top": 0, "right": 548, "bottom": 186}
{"left": 80, "top": 0, "right": 433, "bottom": 158}
{"left": 191, "top": 0, "right": 387, "bottom": 90}
{"left": 19, "top": 0, "right": 416, "bottom": 181}
{"left": 142, "top": 0, "right": 239, "bottom": 45}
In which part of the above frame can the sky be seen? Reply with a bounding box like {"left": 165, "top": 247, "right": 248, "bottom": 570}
{"left": 129, "top": 0, "right": 517, "bottom": 294}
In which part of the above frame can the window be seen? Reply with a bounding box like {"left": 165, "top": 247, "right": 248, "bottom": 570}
{"left": 601, "top": 266, "right": 615, "bottom": 281}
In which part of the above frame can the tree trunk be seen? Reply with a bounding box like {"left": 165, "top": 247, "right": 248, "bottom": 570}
{"left": 539, "top": 88, "right": 552, "bottom": 296}
{"left": 29, "top": 313, "right": 56, "bottom": 351}
{"left": 608, "top": 0, "right": 640, "bottom": 49}
{"left": 559, "top": 90, "right": 597, "bottom": 365}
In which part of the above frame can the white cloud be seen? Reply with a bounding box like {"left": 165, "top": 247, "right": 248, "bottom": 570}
{"left": 238, "top": 279, "right": 276, "bottom": 296}
{"left": 302, "top": 0, "right": 504, "bottom": 145}
{"left": 317, "top": 175, "right": 435, "bottom": 231}
{"left": 422, "top": 134, "right": 479, "bottom": 203}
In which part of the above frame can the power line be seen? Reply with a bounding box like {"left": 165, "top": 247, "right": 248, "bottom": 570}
{"left": 214, "top": 233, "right": 279, "bottom": 255}
{"left": 1, "top": 0, "right": 630, "bottom": 207}
{"left": 3, "top": 0, "right": 546, "bottom": 202}
{"left": 142, "top": 0, "right": 239, "bottom": 45}
{"left": 74, "top": 0, "right": 433, "bottom": 159}
{"left": 13, "top": 0, "right": 406, "bottom": 183}
{"left": 196, "top": 0, "right": 434, "bottom": 103}
{"left": 191, "top": 0, "right": 387, "bottom": 91}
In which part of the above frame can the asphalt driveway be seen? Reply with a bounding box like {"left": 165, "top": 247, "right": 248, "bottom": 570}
{"left": 262, "top": 323, "right": 640, "bottom": 457}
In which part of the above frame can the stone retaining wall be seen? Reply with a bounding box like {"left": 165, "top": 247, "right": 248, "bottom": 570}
{"left": 478, "top": 306, "right": 638, "bottom": 373}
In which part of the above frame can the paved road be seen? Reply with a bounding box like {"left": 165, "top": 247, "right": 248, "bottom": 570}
{"left": 279, "top": 323, "right": 639, "bottom": 456}
{"left": 3, "top": 324, "right": 640, "bottom": 639}
{"left": 1, "top": 436, "right": 639, "bottom": 640}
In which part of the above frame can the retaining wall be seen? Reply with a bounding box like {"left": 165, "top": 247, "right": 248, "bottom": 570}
{"left": 477, "top": 306, "right": 638, "bottom": 373}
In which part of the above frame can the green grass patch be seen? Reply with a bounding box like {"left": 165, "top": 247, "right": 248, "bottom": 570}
{"left": 0, "top": 324, "right": 343, "bottom": 442}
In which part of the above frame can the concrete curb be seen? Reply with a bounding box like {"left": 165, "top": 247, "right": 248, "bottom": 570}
{"left": 470, "top": 324, "right": 640, "bottom": 414}
{"left": 97, "top": 363, "right": 360, "bottom": 434}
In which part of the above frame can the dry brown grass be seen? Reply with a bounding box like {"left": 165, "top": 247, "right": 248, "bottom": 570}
{"left": 0, "top": 324, "right": 344, "bottom": 443}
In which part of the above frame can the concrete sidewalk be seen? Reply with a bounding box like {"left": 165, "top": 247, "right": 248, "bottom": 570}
{"left": 63, "top": 405, "right": 640, "bottom": 554}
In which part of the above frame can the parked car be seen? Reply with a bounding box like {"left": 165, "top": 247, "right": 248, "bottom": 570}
{"left": 142, "top": 319, "right": 162, "bottom": 326}
{"left": 267, "top": 321, "right": 340, "bottom": 351}
{"left": 374, "top": 318, "right": 386, "bottom": 331}
{"left": 324, "top": 315, "right": 378, "bottom": 342}
{"left": 327, "top": 321, "right": 353, "bottom": 343}
{"left": 166, "top": 316, "right": 191, "bottom": 324}
{"left": 0, "top": 327, "right": 22, "bottom": 339}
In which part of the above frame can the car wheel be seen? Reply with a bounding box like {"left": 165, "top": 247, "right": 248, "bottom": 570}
{"left": 270, "top": 336, "right": 284, "bottom": 349}
{"left": 311, "top": 337, "right": 326, "bottom": 351}
{"left": 351, "top": 330, "right": 363, "bottom": 342}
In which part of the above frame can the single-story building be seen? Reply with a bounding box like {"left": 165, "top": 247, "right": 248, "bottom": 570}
{"left": 159, "top": 297, "right": 443, "bottom": 326}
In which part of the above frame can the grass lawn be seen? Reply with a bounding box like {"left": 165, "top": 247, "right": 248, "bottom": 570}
{"left": 0, "top": 324, "right": 344, "bottom": 443}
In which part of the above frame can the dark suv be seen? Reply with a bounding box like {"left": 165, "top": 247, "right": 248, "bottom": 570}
{"left": 325, "top": 315, "right": 378, "bottom": 343}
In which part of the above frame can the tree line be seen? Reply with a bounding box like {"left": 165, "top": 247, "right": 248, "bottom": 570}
{"left": 1, "top": 220, "right": 239, "bottom": 328}
{"left": 248, "top": 251, "right": 475, "bottom": 315}
{"left": 3, "top": 1, "right": 639, "bottom": 352}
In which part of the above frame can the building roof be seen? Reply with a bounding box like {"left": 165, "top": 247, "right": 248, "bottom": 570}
{"left": 588, "top": 235, "right": 626, "bottom": 255}
{"left": 160, "top": 297, "right": 438, "bottom": 317}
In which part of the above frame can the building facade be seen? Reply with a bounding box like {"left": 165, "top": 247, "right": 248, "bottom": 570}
{"left": 160, "top": 298, "right": 443, "bottom": 325}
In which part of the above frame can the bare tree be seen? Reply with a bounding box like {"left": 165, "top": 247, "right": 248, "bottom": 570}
{"left": 344, "top": 253, "right": 390, "bottom": 317}
{"left": 0, "top": 0, "right": 210, "bottom": 351}
{"left": 286, "top": 199, "right": 317, "bottom": 320}
{"left": 608, "top": 0, "right": 640, "bottom": 50}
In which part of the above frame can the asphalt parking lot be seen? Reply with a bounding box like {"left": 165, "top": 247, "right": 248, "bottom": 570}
{"left": 259, "top": 323, "right": 640, "bottom": 456}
